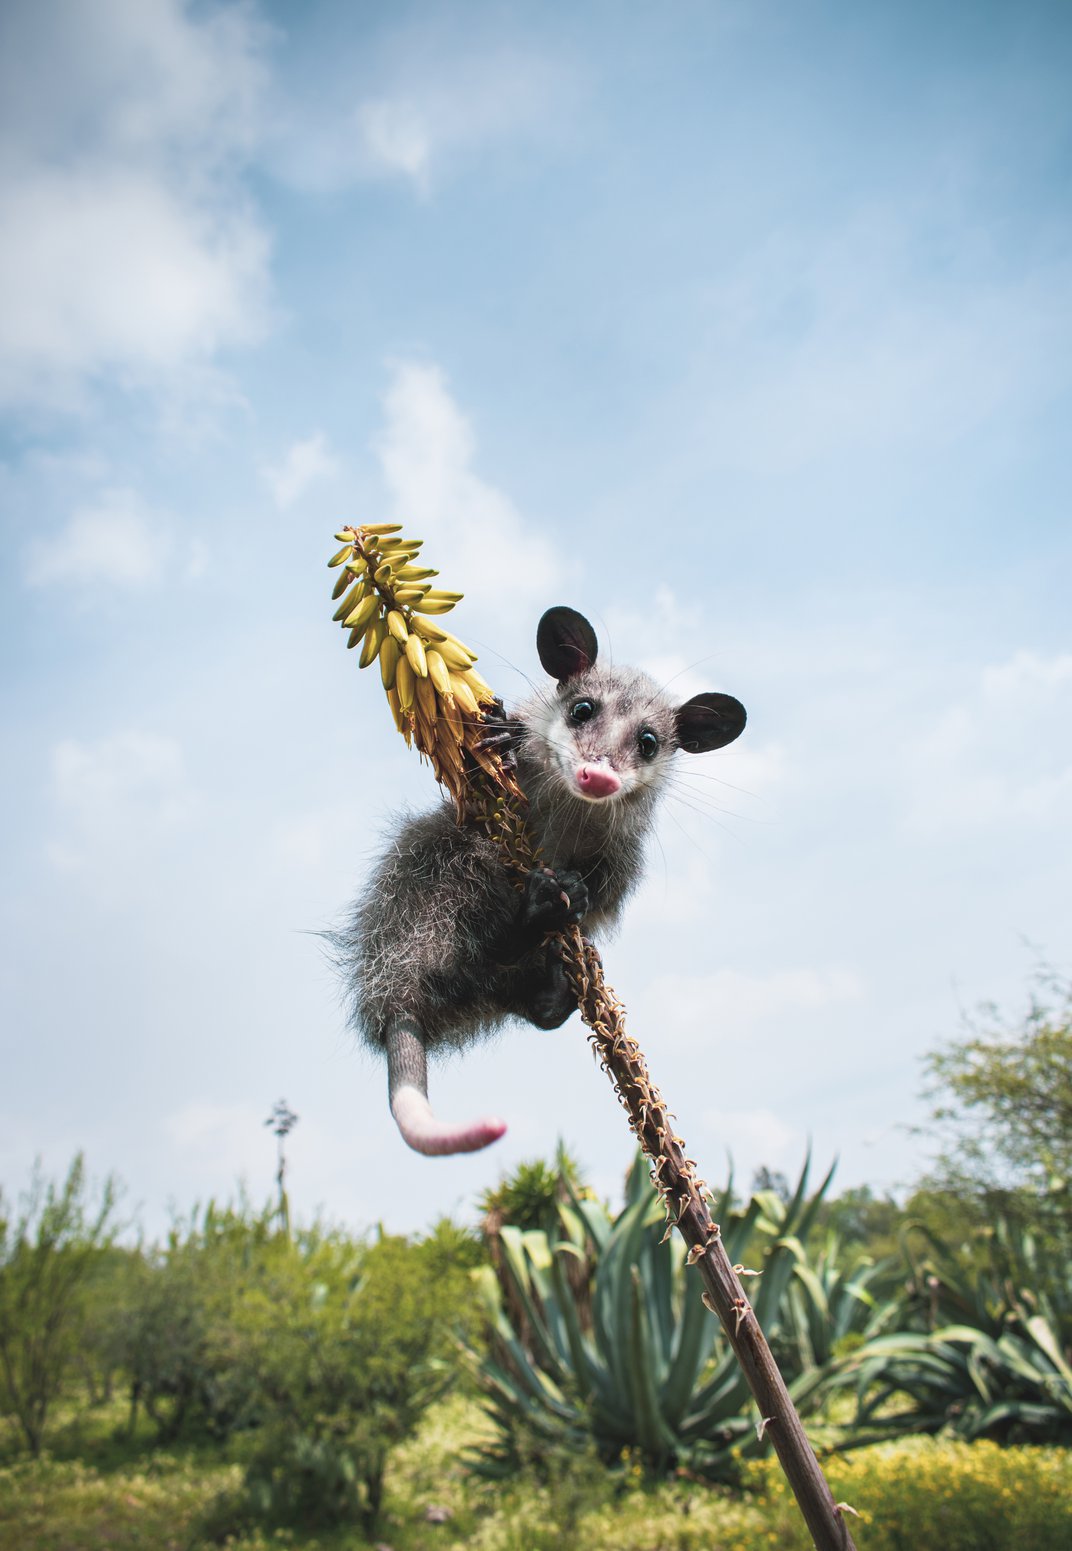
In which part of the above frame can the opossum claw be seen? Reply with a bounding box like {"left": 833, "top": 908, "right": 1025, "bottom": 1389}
{"left": 523, "top": 865, "right": 589, "bottom": 930}
{"left": 476, "top": 706, "right": 525, "bottom": 771}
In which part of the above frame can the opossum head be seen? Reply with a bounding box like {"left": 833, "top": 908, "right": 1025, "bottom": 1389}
{"left": 519, "top": 605, "right": 746, "bottom": 814}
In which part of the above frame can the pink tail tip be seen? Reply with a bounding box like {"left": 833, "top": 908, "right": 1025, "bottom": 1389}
{"left": 392, "top": 1086, "right": 507, "bottom": 1156}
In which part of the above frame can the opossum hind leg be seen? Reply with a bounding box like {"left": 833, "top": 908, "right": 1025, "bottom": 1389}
{"left": 514, "top": 944, "right": 578, "bottom": 1030}
{"left": 386, "top": 1016, "right": 507, "bottom": 1156}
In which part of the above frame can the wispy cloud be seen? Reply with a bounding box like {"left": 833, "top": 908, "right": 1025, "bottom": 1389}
{"left": 903, "top": 648, "right": 1072, "bottom": 832}
{"left": 24, "top": 487, "right": 171, "bottom": 589}
{"left": 271, "top": 29, "right": 577, "bottom": 193}
{"left": 644, "top": 965, "right": 865, "bottom": 1047}
{"left": 264, "top": 432, "right": 339, "bottom": 509}
{"left": 699, "top": 1106, "right": 805, "bottom": 1178}
{"left": 376, "top": 360, "right": 558, "bottom": 604}
{"left": 701, "top": 205, "right": 1072, "bottom": 469}
{"left": 358, "top": 99, "right": 433, "bottom": 189}
{"left": 47, "top": 730, "right": 194, "bottom": 874}
{"left": 165, "top": 1099, "right": 267, "bottom": 1185}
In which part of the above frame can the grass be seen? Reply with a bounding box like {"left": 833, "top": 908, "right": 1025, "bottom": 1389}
{"left": 1, "top": 1395, "right": 1070, "bottom": 1550}
{"left": 0, "top": 1451, "right": 238, "bottom": 1551}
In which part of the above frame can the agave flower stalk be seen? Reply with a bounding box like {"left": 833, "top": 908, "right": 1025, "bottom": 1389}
{"left": 328, "top": 524, "right": 859, "bottom": 1551}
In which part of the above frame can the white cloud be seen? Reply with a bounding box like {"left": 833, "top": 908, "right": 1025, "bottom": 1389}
{"left": 0, "top": 168, "right": 269, "bottom": 405}
{"left": 47, "top": 731, "right": 193, "bottom": 872}
{"left": 25, "top": 487, "right": 165, "bottom": 589}
{"left": 0, "top": 0, "right": 265, "bottom": 164}
{"left": 904, "top": 648, "right": 1072, "bottom": 832}
{"left": 264, "top": 432, "right": 339, "bottom": 509}
{"left": 272, "top": 36, "right": 575, "bottom": 194}
{"left": 0, "top": 0, "right": 271, "bottom": 409}
{"left": 647, "top": 965, "right": 865, "bottom": 1044}
{"left": 981, "top": 650, "right": 1072, "bottom": 698}
{"left": 703, "top": 206, "right": 1071, "bottom": 468}
{"left": 165, "top": 1100, "right": 268, "bottom": 1185}
{"left": 699, "top": 1106, "right": 803, "bottom": 1177}
{"left": 359, "top": 99, "right": 432, "bottom": 188}
{"left": 376, "top": 361, "right": 558, "bottom": 604}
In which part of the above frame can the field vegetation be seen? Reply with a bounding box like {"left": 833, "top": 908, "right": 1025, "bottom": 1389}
{"left": 2, "top": 974, "right": 1070, "bottom": 1548}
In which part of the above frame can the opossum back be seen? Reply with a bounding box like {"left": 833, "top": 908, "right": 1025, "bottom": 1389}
{"left": 330, "top": 803, "right": 520, "bottom": 1051}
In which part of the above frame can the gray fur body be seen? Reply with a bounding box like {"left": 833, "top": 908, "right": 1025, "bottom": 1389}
{"left": 337, "top": 660, "right": 669, "bottom": 1055}
{"left": 330, "top": 604, "right": 746, "bottom": 1153}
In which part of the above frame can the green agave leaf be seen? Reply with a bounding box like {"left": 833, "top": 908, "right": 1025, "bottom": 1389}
{"left": 1023, "top": 1314, "right": 1072, "bottom": 1385}
{"left": 560, "top": 1180, "right": 614, "bottom": 1256}
{"left": 969, "top": 1398, "right": 1066, "bottom": 1438}
{"left": 679, "top": 1355, "right": 752, "bottom": 1437}
{"left": 496, "top": 1227, "right": 572, "bottom": 1388}
{"left": 591, "top": 1192, "right": 656, "bottom": 1405}
{"left": 662, "top": 1272, "right": 718, "bottom": 1426}
{"left": 548, "top": 1244, "right": 606, "bottom": 1407}
{"left": 476, "top": 1350, "right": 579, "bottom": 1426}
{"left": 470, "top": 1149, "right": 852, "bottom": 1476}
{"left": 627, "top": 1265, "right": 680, "bottom": 1463}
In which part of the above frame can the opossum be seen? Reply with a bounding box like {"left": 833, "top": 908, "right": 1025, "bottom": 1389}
{"left": 333, "top": 605, "right": 746, "bottom": 1156}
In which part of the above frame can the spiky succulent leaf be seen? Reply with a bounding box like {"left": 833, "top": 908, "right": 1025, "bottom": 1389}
{"left": 467, "top": 1152, "right": 842, "bottom": 1478}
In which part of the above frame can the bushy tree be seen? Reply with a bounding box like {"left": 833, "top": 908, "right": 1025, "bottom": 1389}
{"left": 920, "top": 969, "right": 1072, "bottom": 1238}
{"left": 813, "top": 1184, "right": 903, "bottom": 1263}
{"left": 199, "top": 1218, "right": 480, "bottom": 1534}
{"left": 77, "top": 1244, "right": 146, "bottom": 1408}
{"left": 0, "top": 1154, "right": 119, "bottom": 1454}
{"left": 119, "top": 1202, "right": 275, "bottom": 1442}
{"left": 479, "top": 1145, "right": 586, "bottom": 1235}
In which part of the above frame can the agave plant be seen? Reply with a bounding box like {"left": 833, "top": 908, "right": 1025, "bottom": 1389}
{"left": 778, "top": 1230, "right": 900, "bottom": 1374}
{"left": 465, "top": 1152, "right": 870, "bottom": 1480}
{"left": 827, "top": 1214, "right": 1072, "bottom": 1445}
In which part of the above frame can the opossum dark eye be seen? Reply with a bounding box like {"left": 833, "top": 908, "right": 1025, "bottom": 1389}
{"left": 569, "top": 699, "right": 596, "bottom": 724}
{"left": 637, "top": 728, "right": 659, "bottom": 761}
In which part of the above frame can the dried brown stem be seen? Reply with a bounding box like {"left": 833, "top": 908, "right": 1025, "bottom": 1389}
{"left": 561, "top": 928, "right": 858, "bottom": 1551}
{"left": 466, "top": 743, "right": 856, "bottom": 1545}
{"left": 328, "top": 526, "right": 857, "bottom": 1547}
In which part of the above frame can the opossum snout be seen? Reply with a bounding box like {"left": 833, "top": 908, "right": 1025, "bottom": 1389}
{"left": 574, "top": 762, "right": 622, "bottom": 799}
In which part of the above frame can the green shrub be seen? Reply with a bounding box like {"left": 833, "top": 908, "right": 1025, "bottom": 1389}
{"left": 2, "top": 1402, "right": 1070, "bottom": 1551}
{"left": 0, "top": 1156, "right": 119, "bottom": 1456}
{"left": 827, "top": 1213, "right": 1072, "bottom": 1446}
{"left": 462, "top": 1435, "right": 1072, "bottom": 1551}
{"left": 199, "top": 1225, "right": 478, "bottom": 1534}
{"left": 747, "top": 1436, "right": 1072, "bottom": 1551}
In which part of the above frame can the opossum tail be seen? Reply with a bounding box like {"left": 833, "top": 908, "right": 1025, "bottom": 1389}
{"left": 386, "top": 1016, "right": 507, "bottom": 1156}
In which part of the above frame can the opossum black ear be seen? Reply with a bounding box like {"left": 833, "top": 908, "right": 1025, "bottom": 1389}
{"left": 675, "top": 693, "right": 747, "bottom": 753}
{"left": 537, "top": 607, "right": 599, "bottom": 681}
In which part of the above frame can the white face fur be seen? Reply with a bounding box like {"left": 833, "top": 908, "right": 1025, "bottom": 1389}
{"left": 525, "top": 666, "right": 679, "bottom": 805}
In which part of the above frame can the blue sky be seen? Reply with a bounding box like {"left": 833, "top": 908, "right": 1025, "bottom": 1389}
{"left": 1, "top": 0, "right": 1070, "bottom": 1236}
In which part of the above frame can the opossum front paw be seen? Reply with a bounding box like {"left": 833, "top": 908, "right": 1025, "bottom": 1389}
{"left": 476, "top": 699, "right": 524, "bottom": 769}
{"left": 523, "top": 865, "right": 589, "bottom": 931}
{"left": 493, "top": 867, "right": 591, "bottom": 965}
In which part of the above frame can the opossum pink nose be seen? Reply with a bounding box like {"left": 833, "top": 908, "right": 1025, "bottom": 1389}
{"left": 576, "top": 763, "right": 621, "bottom": 798}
